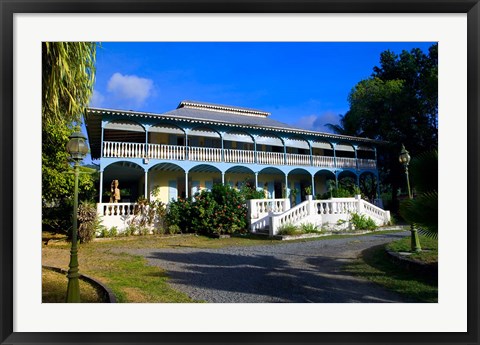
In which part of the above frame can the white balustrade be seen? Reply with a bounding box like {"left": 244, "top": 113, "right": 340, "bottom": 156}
{"left": 286, "top": 153, "right": 311, "bottom": 166}
{"left": 102, "top": 141, "right": 376, "bottom": 171}
{"left": 360, "top": 200, "right": 391, "bottom": 224}
{"left": 260, "top": 196, "right": 390, "bottom": 235}
{"left": 248, "top": 198, "right": 290, "bottom": 220}
{"left": 224, "top": 148, "right": 255, "bottom": 163}
{"left": 97, "top": 202, "right": 137, "bottom": 217}
{"left": 257, "top": 151, "right": 285, "bottom": 165}
{"left": 312, "top": 155, "right": 335, "bottom": 168}
{"left": 189, "top": 146, "right": 222, "bottom": 162}
{"left": 103, "top": 141, "right": 146, "bottom": 158}
{"left": 357, "top": 159, "right": 376, "bottom": 169}
{"left": 313, "top": 199, "right": 358, "bottom": 215}
{"left": 336, "top": 157, "right": 357, "bottom": 168}
{"left": 147, "top": 144, "right": 185, "bottom": 160}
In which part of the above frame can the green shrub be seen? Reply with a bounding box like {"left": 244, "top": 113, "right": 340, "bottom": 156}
{"left": 108, "top": 226, "right": 118, "bottom": 237}
{"left": 77, "top": 201, "right": 102, "bottom": 243}
{"left": 166, "top": 184, "right": 248, "bottom": 236}
{"left": 131, "top": 199, "right": 167, "bottom": 229}
{"left": 239, "top": 180, "right": 265, "bottom": 200}
{"left": 300, "top": 223, "right": 320, "bottom": 233}
{"left": 123, "top": 224, "right": 136, "bottom": 237}
{"left": 277, "top": 223, "right": 299, "bottom": 235}
{"left": 98, "top": 227, "right": 109, "bottom": 238}
{"left": 350, "top": 213, "right": 377, "bottom": 230}
{"left": 167, "top": 224, "right": 181, "bottom": 235}
{"left": 138, "top": 226, "right": 150, "bottom": 236}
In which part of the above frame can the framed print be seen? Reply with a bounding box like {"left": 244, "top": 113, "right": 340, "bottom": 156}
{"left": 1, "top": 1, "right": 479, "bottom": 344}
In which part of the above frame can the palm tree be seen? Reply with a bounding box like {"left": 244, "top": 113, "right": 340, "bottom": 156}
{"left": 42, "top": 42, "right": 97, "bottom": 127}
{"left": 399, "top": 150, "right": 438, "bottom": 238}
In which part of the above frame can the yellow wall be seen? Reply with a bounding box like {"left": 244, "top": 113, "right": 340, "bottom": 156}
{"left": 150, "top": 132, "right": 169, "bottom": 145}
{"left": 149, "top": 171, "right": 183, "bottom": 203}
{"left": 147, "top": 170, "right": 331, "bottom": 203}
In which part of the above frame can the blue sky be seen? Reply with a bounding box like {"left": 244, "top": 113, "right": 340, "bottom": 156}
{"left": 89, "top": 41, "right": 434, "bottom": 134}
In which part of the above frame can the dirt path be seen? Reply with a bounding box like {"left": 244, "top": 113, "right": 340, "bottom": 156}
{"left": 123, "top": 232, "right": 412, "bottom": 303}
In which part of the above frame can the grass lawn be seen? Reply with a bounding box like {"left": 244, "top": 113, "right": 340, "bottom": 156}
{"left": 386, "top": 234, "right": 438, "bottom": 264}
{"left": 42, "top": 268, "right": 104, "bottom": 303}
{"left": 42, "top": 229, "right": 408, "bottom": 303}
{"left": 343, "top": 235, "right": 438, "bottom": 303}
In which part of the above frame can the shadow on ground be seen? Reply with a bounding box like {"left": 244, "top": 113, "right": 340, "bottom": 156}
{"left": 146, "top": 249, "right": 411, "bottom": 303}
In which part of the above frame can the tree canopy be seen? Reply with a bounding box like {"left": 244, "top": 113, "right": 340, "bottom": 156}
{"left": 42, "top": 42, "right": 97, "bottom": 128}
{"left": 328, "top": 44, "right": 438, "bottom": 156}
{"left": 327, "top": 44, "right": 438, "bottom": 210}
{"left": 42, "top": 42, "right": 98, "bottom": 233}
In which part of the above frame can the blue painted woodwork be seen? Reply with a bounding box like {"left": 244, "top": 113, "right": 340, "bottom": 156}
{"left": 168, "top": 180, "right": 177, "bottom": 201}
{"left": 87, "top": 102, "right": 382, "bottom": 203}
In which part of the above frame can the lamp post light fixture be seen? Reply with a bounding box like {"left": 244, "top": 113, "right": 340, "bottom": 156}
{"left": 399, "top": 144, "right": 422, "bottom": 252}
{"left": 65, "top": 130, "right": 89, "bottom": 302}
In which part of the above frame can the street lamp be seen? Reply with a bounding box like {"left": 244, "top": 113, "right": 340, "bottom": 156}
{"left": 398, "top": 144, "right": 421, "bottom": 252}
{"left": 65, "top": 130, "right": 89, "bottom": 302}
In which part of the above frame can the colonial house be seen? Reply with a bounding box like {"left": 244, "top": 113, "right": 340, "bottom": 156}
{"left": 84, "top": 100, "right": 389, "bottom": 234}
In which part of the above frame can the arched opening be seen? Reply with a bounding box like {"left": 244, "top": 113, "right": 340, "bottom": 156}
{"left": 189, "top": 164, "right": 222, "bottom": 196}
{"left": 312, "top": 140, "right": 335, "bottom": 168}
{"left": 223, "top": 131, "right": 255, "bottom": 164}
{"left": 314, "top": 170, "right": 336, "bottom": 198}
{"left": 337, "top": 170, "right": 358, "bottom": 194}
{"left": 225, "top": 166, "right": 255, "bottom": 190}
{"left": 102, "top": 161, "right": 144, "bottom": 202}
{"left": 257, "top": 167, "right": 286, "bottom": 199}
{"left": 288, "top": 168, "right": 312, "bottom": 205}
{"left": 256, "top": 134, "right": 285, "bottom": 165}
{"left": 359, "top": 171, "right": 378, "bottom": 202}
{"left": 149, "top": 163, "right": 185, "bottom": 202}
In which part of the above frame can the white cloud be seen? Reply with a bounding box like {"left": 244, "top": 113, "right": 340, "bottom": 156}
{"left": 294, "top": 111, "right": 340, "bottom": 133}
{"left": 89, "top": 90, "right": 105, "bottom": 107}
{"left": 107, "top": 73, "right": 154, "bottom": 106}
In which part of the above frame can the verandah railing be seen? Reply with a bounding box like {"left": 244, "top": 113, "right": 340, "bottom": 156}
{"left": 102, "top": 141, "right": 375, "bottom": 169}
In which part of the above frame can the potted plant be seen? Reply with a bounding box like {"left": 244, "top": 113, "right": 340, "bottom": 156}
{"left": 305, "top": 186, "right": 313, "bottom": 200}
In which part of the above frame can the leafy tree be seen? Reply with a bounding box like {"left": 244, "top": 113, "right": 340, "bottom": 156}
{"left": 42, "top": 42, "right": 97, "bottom": 127}
{"left": 399, "top": 150, "right": 438, "bottom": 238}
{"left": 42, "top": 42, "right": 98, "bottom": 233}
{"left": 327, "top": 44, "right": 438, "bottom": 211}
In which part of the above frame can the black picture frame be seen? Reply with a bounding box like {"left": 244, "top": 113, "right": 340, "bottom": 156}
{"left": 1, "top": 1, "right": 479, "bottom": 344}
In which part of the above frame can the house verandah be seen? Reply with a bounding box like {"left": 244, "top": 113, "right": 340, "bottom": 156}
{"left": 85, "top": 100, "right": 386, "bottom": 233}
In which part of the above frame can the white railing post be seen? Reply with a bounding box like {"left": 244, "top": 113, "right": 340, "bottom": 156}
{"left": 247, "top": 199, "right": 258, "bottom": 221}
{"left": 355, "top": 194, "right": 362, "bottom": 214}
{"left": 269, "top": 211, "right": 278, "bottom": 236}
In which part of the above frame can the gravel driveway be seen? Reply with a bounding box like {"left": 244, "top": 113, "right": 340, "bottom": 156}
{"left": 125, "top": 232, "right": 410, "bottom": 303}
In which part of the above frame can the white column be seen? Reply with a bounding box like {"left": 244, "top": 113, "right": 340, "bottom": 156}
{"left": 145, "top": 127, "right": 149, "bottom": 158}
{"left": 99, "top": 171, "right": 103, "bottom": 203}
{"left": 144, "top": 171, "right": 148, "bottom": 200}
{"left": 311, "top": 174, "right": 315, "bottom": 196}
{"left": 220, "top": 132, "right": 225, "bottom": 162}
{"left": 285, "top": 173, "right": 289, "bottom": 200}
{"left": 354, "top": 145, "right": 358, "bottom": 170}
{"left": 255, "top": 172, "right": 258, "bottom": 190}
{"left": 221, "top": 172, "right": 225, "bottom": 185}
{"left": 185, "top": 171, "right": 189, "bottom": 198}
{"left": 185, "top": 131, "right": 189, "bottom": 160}
{"left": 100, "top": 123, "right": 105, "bottom": 157}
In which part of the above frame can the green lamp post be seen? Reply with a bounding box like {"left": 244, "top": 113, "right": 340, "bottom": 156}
{"left": 398, "top": 144, "right": 422, "bottom": 252}
{"left": 65, "top": 130, "right": 89, "bottom": 302}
